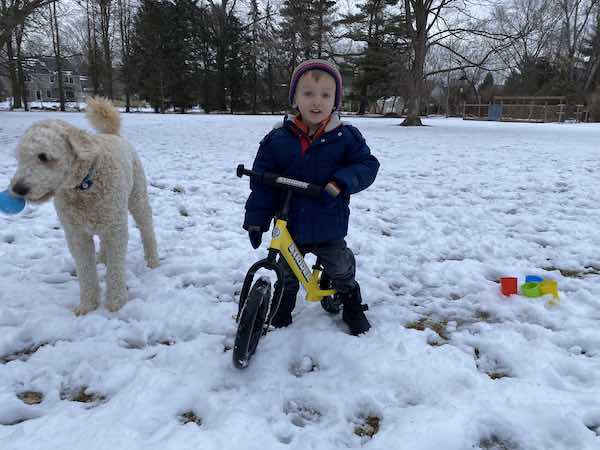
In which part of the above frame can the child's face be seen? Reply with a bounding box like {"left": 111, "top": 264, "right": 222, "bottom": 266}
{"left": 294, "top": 71, "right": 336, "bottom": 128}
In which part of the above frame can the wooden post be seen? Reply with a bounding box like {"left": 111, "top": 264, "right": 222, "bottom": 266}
{"left": 558, "top": 104, "right": 565, "bottom": 122}
{"left": 529, "top": 101, "right": 533, "bottom": 121}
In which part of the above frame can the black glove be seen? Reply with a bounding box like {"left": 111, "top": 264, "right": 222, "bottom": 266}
{"left": 247, "top": 225, "right": 263, "bottom": 249}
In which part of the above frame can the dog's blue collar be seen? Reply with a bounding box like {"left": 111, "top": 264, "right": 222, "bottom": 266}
{"left": 76, "top": 160, "right": 97, "bottom": 191}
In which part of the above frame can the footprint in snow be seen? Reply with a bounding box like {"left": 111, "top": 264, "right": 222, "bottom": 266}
{"left": 283, "top": 399, "right": 322, "bottom": 428}
{"left": 289, "top": 355, "right": 318, "bottom": 377}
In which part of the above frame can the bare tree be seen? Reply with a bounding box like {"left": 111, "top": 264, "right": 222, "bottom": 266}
{"left": 207, "top": 0, "right": 238, "bottom": 111}
{"left": 401, "top": 0, "right": 512, "bottom": 125}
{"left": 0, "top": 0, "right": 54, "bottom": 48}
{"left": 97, "top": 0, "right": 113, "bottom": 98}
{"left": 49, "top": 0, "right": 65, "bottom": 110}
{"left": 117, "top": 0, "right": 134, "bottom": 110}
{"left": 492, "top": 0, "right": 561, "bottom": 73}
{"left": 556, "top": 0, "right": 599, "bottom": 83}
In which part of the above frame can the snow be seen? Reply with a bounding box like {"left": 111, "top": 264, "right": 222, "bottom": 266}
{"left": 1, "top": 112, "right": 600, "bottom": 449}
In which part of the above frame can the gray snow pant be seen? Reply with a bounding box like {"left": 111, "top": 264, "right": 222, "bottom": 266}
{"left": 270, "top": 239, "right": 357, "bottom": 327}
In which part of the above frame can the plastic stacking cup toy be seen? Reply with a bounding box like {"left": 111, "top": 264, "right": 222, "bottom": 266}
{"left": 500, "top": 277, "right": 518, "bottom": 296}
{"left": 525, "top": 275, "right": 544, "bottom": 283}
{"left": 540, "top": 279, "right": 559, "bottom": 299}
{"left": 0, "top": 189, "right": 25, "bottom": 215}
{"left": 521, "top": 282, "right": 542, "bottom": 298}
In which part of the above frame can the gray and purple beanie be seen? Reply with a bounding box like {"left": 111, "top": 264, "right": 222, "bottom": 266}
{"left": 288, "top": 59, "right": 343, "bottom": 111}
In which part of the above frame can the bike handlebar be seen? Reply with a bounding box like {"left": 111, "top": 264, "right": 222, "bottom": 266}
{"left": 236, "top": 164, "right": 323, "bottom": 198}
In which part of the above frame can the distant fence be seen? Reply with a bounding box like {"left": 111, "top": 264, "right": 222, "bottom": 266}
{"left": 463, "top": 97, "right": 588, "bottom": 123}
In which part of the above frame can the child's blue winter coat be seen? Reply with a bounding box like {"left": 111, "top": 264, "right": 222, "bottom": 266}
{"left": 244, "top": 115, "right": 380, "bottom": 245}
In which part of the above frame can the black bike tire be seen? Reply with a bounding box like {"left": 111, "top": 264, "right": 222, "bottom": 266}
{"left": 232, "top": 278, "right": 270, "bottom": 369}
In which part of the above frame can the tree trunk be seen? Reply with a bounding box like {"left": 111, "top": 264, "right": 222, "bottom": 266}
{"left": 15, "top": 26, "right": 27, "bottom": 111}
{"left": 50, "top": 2, "right": 65, "bottom": 111}
{"left": 316, "top": 0, "right": 323, "bottom": 58}
{"left": 6, "top": 34, "right": 22, "bottom": 109}
{"left": 14, "top": 22, "right": 29, "bottom": 111}
{"left": 358, "top": 76, "right": 368, "bottom": 115}
{"left": 87, "top": 0, "right": 100, "bottom": 95}
{"left": 267, "top": 55, "right": 274, "bottom": 114}
{"left": 118, "top": 0, "right": 131, "bottom": 112}
{"left": 401, "top": 25, "right": 426, "bottom": 126}
{"left": 99, "top": 0, "right": 113, "bottom": 99}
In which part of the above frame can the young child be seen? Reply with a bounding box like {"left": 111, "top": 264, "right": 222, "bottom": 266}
{"left": 243, "top": 59, "right": 379, "bottom": 336}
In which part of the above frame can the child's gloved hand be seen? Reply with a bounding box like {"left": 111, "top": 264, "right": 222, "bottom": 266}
{"left": 247, "top": 225, "right": 263, "bottom": 249}
{"left": 324, "top": 181, "right": 341, "bottom": 198}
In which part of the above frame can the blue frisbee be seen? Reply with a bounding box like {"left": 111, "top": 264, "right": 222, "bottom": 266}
{"left": 0, "top": 189, "right": 26, "bottom": 215}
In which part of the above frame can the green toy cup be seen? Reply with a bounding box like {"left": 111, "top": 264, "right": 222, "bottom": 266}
{"left": 521, "top": 282, "right": 542, "bottom": 298}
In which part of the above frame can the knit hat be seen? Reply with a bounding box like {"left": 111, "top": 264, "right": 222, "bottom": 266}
{"left": 288, "top": 59, "right": 343, "bottom": 111}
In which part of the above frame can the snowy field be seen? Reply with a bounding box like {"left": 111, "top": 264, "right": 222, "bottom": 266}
{"left": 1, "top": 112, "right": 600, "bottom": 450}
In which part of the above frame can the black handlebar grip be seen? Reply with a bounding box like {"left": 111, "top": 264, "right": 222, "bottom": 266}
{"left": 237, "top": 164, "right": 259, "bottom": 179}
{"left": 236, "top": 164, "right": 245, "bottom": 178}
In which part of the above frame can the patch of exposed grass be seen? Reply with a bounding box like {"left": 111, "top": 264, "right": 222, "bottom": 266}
{"left": 61, "top": 386, "right": 106, "bottom": 404}
{"left": 405, "top": 318, "right": 449, "bottom": 340}
{"left": 479, "top": 434, "right": 519, "bottom": 449}
{"left": 179, "top": 411, "right": 202, "bottom": 426}
{"left": 543, "top": 266, "right": 600, "bottom": 278}
{"left": 17, "top": 391, "right": 43, "bottom": 405}
{"left": 354, "top": 415, "right": 381, "bottom": 438}
{"left": 486, "top": 371, "right": 510, "bottom": 380}
{"left": 1, "top": 343, "right": 47, "bottom": 364}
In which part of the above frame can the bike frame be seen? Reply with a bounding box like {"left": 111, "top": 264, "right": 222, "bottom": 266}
{"left": 269, "top": 218, "right": 336, "bottom": 302}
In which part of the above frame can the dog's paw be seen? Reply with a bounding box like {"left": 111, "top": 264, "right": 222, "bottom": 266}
{"left": 106, "top": 303, "right": 121, "bottom": 313}
{"left": 146, "top": 256, "right": 160, "bottom": 269}
{"left": 74, "top": 303, "right": 98, "bottom": 316}
{"left": 106, "top": 298, "right": 126, "bottom": 312}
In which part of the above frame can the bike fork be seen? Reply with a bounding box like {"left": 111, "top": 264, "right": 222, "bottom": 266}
{"left": 237, "top": 249, "right": 285, "bottom": 330}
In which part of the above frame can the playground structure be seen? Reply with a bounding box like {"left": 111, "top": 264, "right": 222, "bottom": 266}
{"left": 463, "top": 96, "right": 588, "bottom": 123}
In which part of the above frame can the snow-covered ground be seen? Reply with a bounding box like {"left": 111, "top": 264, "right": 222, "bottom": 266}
{"left": 1, "top": 112, "right": 600, "bottom": 450}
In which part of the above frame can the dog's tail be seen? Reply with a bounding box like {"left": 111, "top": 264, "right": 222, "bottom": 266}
{"left": 86, "top": 96, "right": 121, "bottom": 135}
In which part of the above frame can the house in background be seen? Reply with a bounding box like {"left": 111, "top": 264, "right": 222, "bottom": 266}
{"left": 22, "top": 56, "right": 88, "bottom": 104}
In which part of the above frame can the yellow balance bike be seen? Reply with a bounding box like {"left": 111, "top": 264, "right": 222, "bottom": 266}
{"left": 233, "top": 164, "right": 341, "bottom": 369}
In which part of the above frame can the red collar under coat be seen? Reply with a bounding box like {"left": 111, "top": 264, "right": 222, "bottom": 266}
{"left": 290, "top": 115, "right": 333, "bottom": 156}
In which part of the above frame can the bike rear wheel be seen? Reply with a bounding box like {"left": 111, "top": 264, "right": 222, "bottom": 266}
{"left": 233, "top": 277, "right": 271, "bottom": 369}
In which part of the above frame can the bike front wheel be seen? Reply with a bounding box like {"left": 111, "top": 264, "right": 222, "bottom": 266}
{"left": 233, "top": 277, "right": 271, "bottom": 369}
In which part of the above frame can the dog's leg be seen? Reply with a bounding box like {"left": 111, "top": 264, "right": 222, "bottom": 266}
{"left": 102, "top": 223, "right": 129, "bottom": 312}
{"left": 63, "top": 225, "right": 100, "bottom": 315}
{"left": 129, "top": 160, "right": 159, "bottom": 269}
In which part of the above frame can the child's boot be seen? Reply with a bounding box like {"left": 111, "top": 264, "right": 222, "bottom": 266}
{"left": 269, "top": 283, "right": 297, "bottom": 328}
{"left": 340, "top": 285, "right": 371, "bottom": 336}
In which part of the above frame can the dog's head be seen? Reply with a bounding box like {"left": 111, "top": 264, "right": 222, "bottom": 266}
{"left": 10, "top": 120, "right": 96, "bottom": 203}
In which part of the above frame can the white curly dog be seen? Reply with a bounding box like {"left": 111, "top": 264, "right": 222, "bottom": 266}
{"left": 10, "top": 97, "right": 159, "bottom": 315}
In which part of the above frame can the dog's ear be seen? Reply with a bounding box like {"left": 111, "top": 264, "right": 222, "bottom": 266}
{"left": 64, "top": 127, "right": 98, "bottom": 189}
{"left": 65, "top": 128, "right": 96, "bottom": 162}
